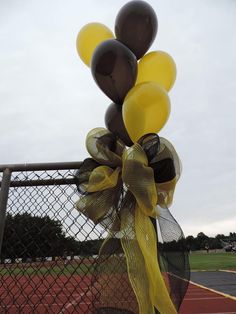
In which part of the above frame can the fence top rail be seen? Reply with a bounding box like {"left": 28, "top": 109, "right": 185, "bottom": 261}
{"left": 0, "top": 161, "right": 82, "bottom": 172}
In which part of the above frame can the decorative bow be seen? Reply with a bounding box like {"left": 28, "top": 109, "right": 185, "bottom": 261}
{"left": 75, "top": 127, "right": 186, "bottom": 314}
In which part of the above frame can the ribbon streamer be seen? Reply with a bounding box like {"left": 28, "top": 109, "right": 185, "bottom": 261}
{"left": 75, "top": 128, "right": 189, "bottom": 313}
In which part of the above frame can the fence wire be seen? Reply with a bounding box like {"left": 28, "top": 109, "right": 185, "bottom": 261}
{"left": 0, "top": 164, "right": 110, "bottom": 313}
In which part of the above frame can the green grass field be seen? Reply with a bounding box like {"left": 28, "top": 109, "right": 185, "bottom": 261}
{"left": 190, "top": 252, "right": 236, "bottom": 270}
{"left": 0, "top": 262, "right": 92, "bottom": 277}
{"left": 1, "top": 252, "right": 235, "bottom": 276}
{"left": 0, "top": 256, "right": 127, "bottom": 277}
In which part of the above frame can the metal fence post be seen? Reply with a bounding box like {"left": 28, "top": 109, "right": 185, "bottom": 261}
{"left": 0, "top": 168, "right": 12, "bottom": 256}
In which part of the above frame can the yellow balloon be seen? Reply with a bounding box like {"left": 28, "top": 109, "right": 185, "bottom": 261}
{"left": 123, "top": 82, "right": 170, "bottom": 142}
{"left": 136, "top": 51, "right": 177, "bottom": 91}
{"left": 76, "top": 23, "right": 114, "bottom": 67}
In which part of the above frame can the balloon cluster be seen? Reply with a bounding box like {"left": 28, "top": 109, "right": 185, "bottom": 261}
{"left": 76, "top": 0, "right": 176, "bottom": 145}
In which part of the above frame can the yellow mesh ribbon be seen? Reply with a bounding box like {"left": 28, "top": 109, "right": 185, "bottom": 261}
{"left": 84, "top": 166, "right": 121, "bottom": 192}
{"left": 76, "top": 128, "right": 178, "bottom": 313}
{"left": 121, "top": 144, "right": 177, "bottom": 314}
{"left": 156, "top": 177, "right": 177, "bottom": 208}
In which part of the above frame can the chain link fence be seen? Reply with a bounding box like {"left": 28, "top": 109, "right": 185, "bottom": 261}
{"left": 0, "top": 161, "right": 188, "bottom": 314}
{"left": 0, "top": 162, "right": 111, "bottom": 313}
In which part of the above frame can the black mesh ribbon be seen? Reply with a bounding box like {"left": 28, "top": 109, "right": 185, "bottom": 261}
{"left": 75, "top": 128, "right": 189, "bottom": 314}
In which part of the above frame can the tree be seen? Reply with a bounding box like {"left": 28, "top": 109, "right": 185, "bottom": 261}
{"left": 1, "top": 213, "right": 79, "bottom": 262}
{"left": 196, "top": 232, "right": 209, "bottom": 250}
{"left": 216, "top": 234, "right": 225, "bottom": 240}
{"left": 208, "top": 237, "right": 221, "bottom": 249}
{"left": 185, "top": 235, "right": 197, "bottom": 251}
{"left": 229, "top": 232, "right": 236, "bottom": 241}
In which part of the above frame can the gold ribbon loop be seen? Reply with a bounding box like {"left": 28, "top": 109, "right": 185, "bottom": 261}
{"left": 86, "top": 127, "right": 125, "bottom": 167}
{"left": 85, "top": 166, "right": 121, "bottom": 193}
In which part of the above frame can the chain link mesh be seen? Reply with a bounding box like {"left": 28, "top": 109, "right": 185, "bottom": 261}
{"left": 0, "top": 167, "right": 110, "bottom": 313}
{"left": 0, "top": 164, "right": 187, "bottom": 313}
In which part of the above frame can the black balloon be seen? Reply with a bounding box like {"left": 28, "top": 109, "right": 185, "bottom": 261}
{"left": 115, "top": 0, "right": 158, "bottom": 59}
{"left": 91, "top": 39, "right": 137, "bottom": 105}
{"left": 105, "top": 103, "right": 133, "bottom": 147}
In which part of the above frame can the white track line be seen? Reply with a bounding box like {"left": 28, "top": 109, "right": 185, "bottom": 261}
{"left": 219, "top": 269, "right": 236, "bottom": 274}
{"left": 60, "top": 292, "right": 87, "bottom": 313}
{"left": 189, "top": 280, "right": 236, "bottom": 301}
{"left": 184, "top": 296, "right": 226, "bottom": 301}
{"left": 167, "top": 272, "right": 236, "bottom": 302}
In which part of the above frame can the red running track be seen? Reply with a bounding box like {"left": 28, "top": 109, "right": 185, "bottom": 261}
{"left": 180, "top": 282, "right": 236, "bottom": 314}
{"left": 0, "top": 275, "right": 236, "bottom": 313}
{"left": 0, "top": 275, "right": 92, "bottom": 313}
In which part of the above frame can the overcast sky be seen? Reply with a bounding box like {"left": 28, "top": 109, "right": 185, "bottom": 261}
{"left": 0, "top": 0, "right": 236, "bottom": 237}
